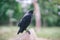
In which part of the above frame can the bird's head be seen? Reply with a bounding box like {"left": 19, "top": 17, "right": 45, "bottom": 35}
{"left": 24, "top": 10, "right": 34, "bottom": 16}
{"left": 28, "top": 10, "right": 34, "bottom": 14}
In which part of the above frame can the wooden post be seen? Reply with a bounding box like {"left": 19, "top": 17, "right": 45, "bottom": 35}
{"left": 9, "top": 29, "right": 38, "bottom": 40}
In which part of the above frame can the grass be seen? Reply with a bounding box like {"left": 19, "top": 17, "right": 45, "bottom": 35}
{"left": 0, "top": 26, "right": 18, "bottom": 40}
{"left": 0, "top": 26, "right": 60, "bottom": 40}
{"left": 37, "top": 27, "right": 60, "bottom": 40}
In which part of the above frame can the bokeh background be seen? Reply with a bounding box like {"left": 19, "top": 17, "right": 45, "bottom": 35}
{"left": 0, "top": 0, "right": 60, "bottom": 40}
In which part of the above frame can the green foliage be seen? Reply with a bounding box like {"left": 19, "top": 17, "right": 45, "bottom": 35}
{"left": 13, "top": 3, "right": 24, "bottom": 20}
{"left": 0, "top": 0, "right": 24, "bottom": 25}
{"left": 0, "top": 0, "right": 60, "bottom": 26}
{"left": 46, "top": 15, "right": 58, "bottom": 26}
{"left": 38, "top": 0, "right": 59, "bottom": 26}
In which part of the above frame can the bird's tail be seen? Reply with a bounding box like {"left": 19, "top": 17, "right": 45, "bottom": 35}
{"left": 17, "top": 29, "right": 20, "bottom": 34}
{"left": 17, "top": 28, "right": 23, "bottom": 34}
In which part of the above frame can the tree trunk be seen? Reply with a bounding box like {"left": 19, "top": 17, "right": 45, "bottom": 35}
{"left": 33, "top": 0, "right": 41, "bottom": 30}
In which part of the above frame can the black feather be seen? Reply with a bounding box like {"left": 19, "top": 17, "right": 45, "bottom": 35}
{"left": 17, "top": 10, "right": 33, "bottom": 34}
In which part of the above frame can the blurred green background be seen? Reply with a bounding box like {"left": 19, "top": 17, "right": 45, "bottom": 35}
{"left": 0, "top": 0, "right": 60, "bottom": 40}
{"left": 0, "top": 0, "right": 60, "bottom": 26}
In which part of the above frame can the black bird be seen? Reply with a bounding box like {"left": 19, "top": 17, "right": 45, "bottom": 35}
{"left": 17, "top": 10, "right": 33, "bottom": 34}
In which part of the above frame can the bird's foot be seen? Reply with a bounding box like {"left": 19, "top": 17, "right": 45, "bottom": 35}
{"left": 26, "top": 30, "right": 30, "bottom": 34}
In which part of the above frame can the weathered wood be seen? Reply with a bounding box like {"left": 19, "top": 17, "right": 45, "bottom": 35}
{"left": 9, "top": 29, "right": 38, "bottom": 40}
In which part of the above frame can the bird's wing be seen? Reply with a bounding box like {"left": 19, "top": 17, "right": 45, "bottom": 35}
{"left": 18, "top": 15, "right": 31, "bottom": 27}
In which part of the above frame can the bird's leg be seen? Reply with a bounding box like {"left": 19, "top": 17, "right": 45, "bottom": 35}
{"left": 26, "top": 29, "right": 30, "bottom": 34}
